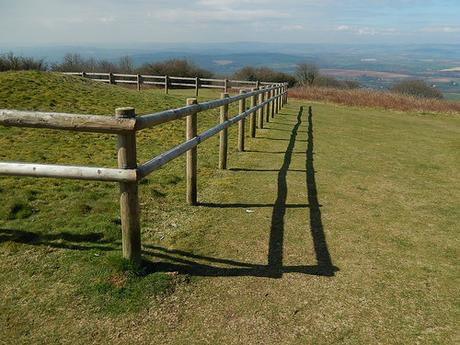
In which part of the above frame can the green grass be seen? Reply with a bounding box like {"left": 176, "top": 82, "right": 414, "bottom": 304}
{"left": 0, "top": 71, "right": 240, "bottom": 317}
{"left": 1, "top": 71, "right": 459, "bottom": 344}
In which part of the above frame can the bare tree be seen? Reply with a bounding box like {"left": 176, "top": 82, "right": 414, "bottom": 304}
{"left": 295, "top": 63, "right": 319, "bottom": 86}
{"left": 119, "top": 56, "right": 134, "bottom": 73}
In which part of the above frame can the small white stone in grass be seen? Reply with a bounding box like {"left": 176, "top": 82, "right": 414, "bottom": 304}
{"left": 94, "top": 253, "right": 100, "bottom": 257}
{"left": 246, "top": 209, "right": 255, "bottom": 213}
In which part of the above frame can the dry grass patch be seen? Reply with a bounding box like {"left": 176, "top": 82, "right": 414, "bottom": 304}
{"left": 289, "top": 86, "right": 460, "bottom": 114}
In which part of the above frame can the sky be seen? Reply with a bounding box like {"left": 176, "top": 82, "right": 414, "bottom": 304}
{"left": 0, "top": 0, "right": 459, "bottom": 46}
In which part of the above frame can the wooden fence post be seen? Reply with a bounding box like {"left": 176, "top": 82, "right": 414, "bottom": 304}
{"left": 81, "top": 71, "right": 86, "bottom": 78}
{"left": 265, "top": 87, "right": 270, "bottom": 122}
{"left": 285, "top": 83, "right": 288, "bottom": 104}
{"left": 250, "top": 88, "right": 257, "bottom": 138}
{"left": 282, "top": 85, "right": 286, "bottom": 107}
{"left": 281, "top": 86, "right": 284, "bottom": 110}
{"left": 256, "top": 80, "right": 260, "bottom": 89}
{"left": 186, "top": 98, "right": 198, "bottom": 205}
{"left": 258, "top": 87, "right": 264, "bottom": 129}
{"left": 109, "top": 72, "right": 114, "bottom": 84}
{"left": 275, "top": 87, "right": 279, "bottom": 114}
{"left": 116, "top": 107, "right": 141, "bottom": 265}
{"left": 165, "top": 75, "right": 169, "bottom": 94}
{"left": 224, "top": 79, "right": 229, "bottom": 93}
{"left": 267, "top": 88, "right": 272, "bottom": 118}
{"left": 137, "top": 74, "right": 142, "bottom": 91}
{"left": 279, "top": 86, "right": 282, "bottom": 111}
{"left": 271, "top": 87, "right": 276, "bottom": 118}
{"left": 238, "top": 90, "right": 246, "bottom": 152}
{"left": 219, "top": 93, "right": 229, "bottom": 169}
{"left": 195, "top": 77, "right": 200, "bottom": 97}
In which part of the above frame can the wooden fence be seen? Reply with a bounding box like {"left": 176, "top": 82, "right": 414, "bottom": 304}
{"left": 0, "top": 78, "right": 289, "bottom": 264}
{"left": 63, "top": 71, "right": 277, "bottom": 96}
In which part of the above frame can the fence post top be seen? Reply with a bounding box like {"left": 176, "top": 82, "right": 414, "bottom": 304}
{"left": 220, "top": 92, "right": 229, "bottom": 98}
{"left": 239, "top": 89, "right": 247, "bottom": 94}
{"left": 115, "top": 107, "right": 135, "bottom": 118}
{"left": 186, "top": 98, "right": 198, "bottom": 105}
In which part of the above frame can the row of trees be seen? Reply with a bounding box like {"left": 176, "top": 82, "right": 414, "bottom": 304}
{"left": 0, "top": 52, "right": 47, "bottom": 71}
{"left": 0, "top": 52, "right": 443, "bottom": 99}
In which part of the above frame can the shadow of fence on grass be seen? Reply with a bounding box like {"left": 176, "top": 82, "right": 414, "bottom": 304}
{"left": 0, "top": 106, "right": 337, "bottom": 278}
{"left": 145, "top": 105, "right": 338, "bottom": 278}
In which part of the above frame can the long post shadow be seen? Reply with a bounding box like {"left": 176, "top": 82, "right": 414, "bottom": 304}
{"left": 268, "top": 106, "right": 303, "bottom": 276}
{"left": 306, "top": 106, "right": 335, "bottom": 276}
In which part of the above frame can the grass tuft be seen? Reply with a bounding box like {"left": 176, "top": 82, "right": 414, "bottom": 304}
{"left": 7, "top": 202, "right": 35, "bottom": 220}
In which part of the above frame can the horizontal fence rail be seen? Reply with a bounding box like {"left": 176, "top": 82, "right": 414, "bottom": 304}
{"left": 0, "top": 74, "right": 289, "bottom": 264}
{"left": 63, "top": 71, "right": 281, "bottom": 96}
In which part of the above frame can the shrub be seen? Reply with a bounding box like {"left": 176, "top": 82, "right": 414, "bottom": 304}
{"left": 137, "top": 59, "right": 213, "bottom": 78}
{"left": 52, "top": 53, "right": 118, "bottom": 73}
{"left": 233, "top": 66, "right": 296, "bottom": 87}
{"left": 295, "top": 63, "right": 319, "bottom": 86}
{"left": 0, "top": 52, "right": 47, "bottom": 72}
{"left": 391, "top": 80, "right": 443, "bottom": 99}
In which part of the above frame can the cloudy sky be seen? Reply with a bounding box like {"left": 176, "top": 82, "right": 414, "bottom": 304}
{"left": 1, "top": 0, "right": 459, "bottom": 45}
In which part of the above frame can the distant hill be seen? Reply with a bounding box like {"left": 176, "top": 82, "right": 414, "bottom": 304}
{"left": 1, "top": 43, "right": 460, "bottom": 93}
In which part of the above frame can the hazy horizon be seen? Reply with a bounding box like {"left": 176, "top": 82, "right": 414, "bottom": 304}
{"left": 1, "top": 0, "right": 460, "bottom": 46}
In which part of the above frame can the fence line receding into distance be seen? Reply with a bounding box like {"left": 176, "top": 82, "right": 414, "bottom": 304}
{"left": 63, "top": 71, "right": 276, "bottom": 96}
{"left": 0, "top": 74, "right": 289, "bottom": 264}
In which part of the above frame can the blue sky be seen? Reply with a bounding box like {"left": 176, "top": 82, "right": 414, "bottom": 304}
{"left": 0, "top": 0, "right": 459, "bottom": 45}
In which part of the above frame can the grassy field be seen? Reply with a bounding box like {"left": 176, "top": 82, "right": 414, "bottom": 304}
{"left": 1, "top": 71, "right": 459, "bottom": 344}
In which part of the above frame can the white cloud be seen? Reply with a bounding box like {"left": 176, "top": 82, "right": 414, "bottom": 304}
{"left": 336, "top": 25, "right": 350, "bottom": 31}
{"left": 335, "top": 25, "right": 398, "bottom": 36}
{"left": 421, "top": 26, "right": 460, "bottom": 33}
{"left": 280, "top": 24, "right": 304, "bottom": 31}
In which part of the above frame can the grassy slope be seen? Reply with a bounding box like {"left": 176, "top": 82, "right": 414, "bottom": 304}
{"left": 1, "top": 72, "right": 459, "bottom": 344}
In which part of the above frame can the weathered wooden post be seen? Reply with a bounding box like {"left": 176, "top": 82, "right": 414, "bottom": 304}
{"left": 256, "top": 80, "right": 260, "bottom": 89}
{"left": 258, "top": 87, "right": 265, "bottom": 129}
{"left": 267, "top": 88, "right": 272, "bottom": 118}
{"left": 281, "top": 84, "right": 285, "bottom": 105}
{"left": 116, "top": 107, "right": 141, "bottom": 265}
{"left": 224, "top": 79, "right": 229, "bottom": 93}
{"left": 109, "top": 72, "right": 115, "bottom": 85}
{"left": 285, "top": 83, "right": 288, "bottom": 104}
{"left": 282, "top": 84, "right": 286, "bottom": 107}
{"left": 195, "top": 77, "right": 200, "bottom": 97}
{"left": 165, "top": 75, "right": 169, "bottom": 94}
{"left": 137, "top": 74, "right": 142, "bottom": 91}
{"left": 275, "top": 86, "right": 279, "bottom": 114}
{"left": 271, "top": 87, "right": 276, "bottom": 118}
{"left": 250, "top": 88, "right": 257, "bottom": 138}
{"left": 238, "top": 90, "right": 246, "bottom": 152}
{"left": 219, "top": 93, "right": 229, "bottom": 169}
{"left": 265, "top": 87, "right": 270, "bottom": 123}
{"left": 81, "top": 71, "right": 87, "bottom": 78}
{"left": 279, "top": 86, "right": 283, "bottom": 111}
{"left": 186, "top": 98, "right": 198, "bottom": 205}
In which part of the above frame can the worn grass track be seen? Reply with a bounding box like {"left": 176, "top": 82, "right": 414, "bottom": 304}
{"left": 1, "top": 72, "right": 459, "bottom": 344}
